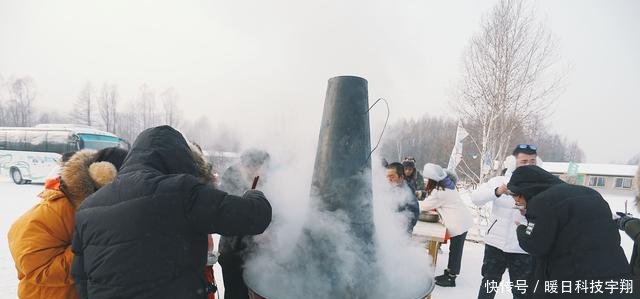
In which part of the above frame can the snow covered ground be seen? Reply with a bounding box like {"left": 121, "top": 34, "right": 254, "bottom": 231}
{"left": 0, "top": 179, "right": 40, "bottom": 298}
{"left": 0, "top": 178, "right": 636, "bottom": 299}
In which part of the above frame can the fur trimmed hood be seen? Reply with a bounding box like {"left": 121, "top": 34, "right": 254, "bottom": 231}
{"left": 61, "top": 150, "right": 118, "bottom": 208}
{"left": 188, "top": 142, "right": 213, "bottom": 184}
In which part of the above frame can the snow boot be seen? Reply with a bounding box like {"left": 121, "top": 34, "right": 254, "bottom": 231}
{"left": 435, "top": 269, "right": 457, "bottom": 287}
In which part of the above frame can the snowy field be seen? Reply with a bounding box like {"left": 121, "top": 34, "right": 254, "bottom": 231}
{"left": 0, "top": 178, "right": 636, "bottom": 299}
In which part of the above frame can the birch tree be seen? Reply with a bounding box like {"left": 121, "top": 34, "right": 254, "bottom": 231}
{"left": 452, "top": 0, "right": 566, "bottom": 183}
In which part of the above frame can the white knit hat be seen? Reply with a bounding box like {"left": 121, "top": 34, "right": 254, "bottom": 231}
{"left": 422, "top": 163, "right": 447, "bottom": 181}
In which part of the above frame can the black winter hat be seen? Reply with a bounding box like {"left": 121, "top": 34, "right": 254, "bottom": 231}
{"left": 507, "top": 165, "right": 563, "bottom": 201}
{"left": 402, "top": 160, "right": 416, "bottom": 169}
{"left": 94, "top": 147, "right": 128, "bottom": 171}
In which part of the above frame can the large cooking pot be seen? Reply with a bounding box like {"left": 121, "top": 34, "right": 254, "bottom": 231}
{"left": 245, "top": 280, "right": 435, "bottom": 299}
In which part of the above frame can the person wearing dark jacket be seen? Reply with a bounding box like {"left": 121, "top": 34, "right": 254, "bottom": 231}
{"left": 508, "top": 165, "right": 634, "bottom": 298}
{"left": 218, "top": 149, "right": 270, "bottom": 299}
{"left": 615, "top": 165, "right": 640, "bottom": 287}
{"left": 386, "top": 162, "right": 420, "bottom": 234}
{"left": 71, "top": 126, "right": 272, "bottom": 299}
{"left": 402, "top": 159, "right": 426, "bottom": 201}
{"left": 220, "top": 149, "right": 270, "bottom": 196}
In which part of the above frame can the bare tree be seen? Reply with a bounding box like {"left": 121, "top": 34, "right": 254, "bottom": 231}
{"left": 210, "top": 122, "right": 242, "bottom": 152}
{"left": 6, "top": 76, "right": 37, "bottom": 126}
{"left": 181, "top": 116, "right": 242, "bottom": 152}
{"left": 379, "top": 115, "right": 457, "bottom": 169}
{"left": 380, "top": 113, "right": 585, "bottom": 184}
{"left": 116, "top": 102, "right": 141, "bottom": 144}
{"left": 564, "top": 141, "right": 585, "bottom": 162}
{"left": 37, "top": 110, "right": 68, "bottom": 124}
{"left": 70, "top": 82, "right": 95, "bottom": 126}
{"left": 160, "top": 87, "right": 181, "bottom": 127}
{"left": 182, "top": 115, "right": 213, "bottom": 148}
{"left": 0, "top": 74, "right": 6, "bottom": 125}
{"left": 0, "top": 101, "right": 5, "bottom": 126}
{"left": 112, "top": 84, "right": 162, "bottom": 143}
{"left": 136, "top": 84, "right": 158, "bottom": 129}
{"left": 516, "top": 119, "right": 585, "bottom": 163}
{"left": 99, "top": 83, "right": 119, "bottom": 133}
{"left": 452, "top": 0, "right": 566, "bottom": 183}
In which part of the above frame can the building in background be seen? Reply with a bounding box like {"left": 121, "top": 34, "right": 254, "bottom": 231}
{"left": 543, "top": 162, "right": 637, "bottom": 196}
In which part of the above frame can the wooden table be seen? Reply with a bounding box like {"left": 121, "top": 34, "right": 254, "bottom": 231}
{"left": 412, "top": 220, "right": 447, "bottom": 299}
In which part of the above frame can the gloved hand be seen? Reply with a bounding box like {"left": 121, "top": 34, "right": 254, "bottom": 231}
{"left": 243, "top": 189, "right": 266, "bottom": 201}
{"left": 615, "top": 212, "right": 634, "bottom": 230}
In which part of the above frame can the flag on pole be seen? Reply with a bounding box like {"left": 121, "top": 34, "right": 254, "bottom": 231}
{"left": 447, "top": 121, "right": 469, "bottom": 170}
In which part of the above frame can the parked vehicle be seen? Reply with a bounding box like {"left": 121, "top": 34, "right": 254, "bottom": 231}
{"left": 0, "top": 124, "right": 128, "bottom": 184}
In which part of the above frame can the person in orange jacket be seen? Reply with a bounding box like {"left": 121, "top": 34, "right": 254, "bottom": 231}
{"left": 43, "top": 151, "right": 77, "bottom": 191}
{"left": 8, "top": 147, "right": 127, "bottom": 299}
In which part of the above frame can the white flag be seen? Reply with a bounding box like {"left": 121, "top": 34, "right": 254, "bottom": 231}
{"left": 447, "top": 122, "right": 469, "bottom": 170}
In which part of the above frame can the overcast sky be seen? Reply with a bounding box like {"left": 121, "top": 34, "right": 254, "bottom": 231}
{"left": 0, "top": 0, "right": 638, "bottom": 163}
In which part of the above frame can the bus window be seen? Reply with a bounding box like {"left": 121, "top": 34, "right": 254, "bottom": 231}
{"left": 6, "top": 131, "right": 26, "bottom": 151}
{"left": 46, "top": 131, "right": 73, "bottom": 154}
{"left": 78, "top": 134, "right": 120, "bottom": 150}
{"left": 26, "top": 131, "right": 47, "bottom": 152}
{"left": 0, "top": 131, "right": 6, "bottom": 150}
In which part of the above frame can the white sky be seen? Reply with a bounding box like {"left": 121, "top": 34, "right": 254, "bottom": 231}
{"left": 0, "top": 0, "right": 638, "bottom": 163}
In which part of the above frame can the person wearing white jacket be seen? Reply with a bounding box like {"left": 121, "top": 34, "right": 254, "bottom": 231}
{"left": 471, "top": 144, "right": 539, "bottom": 299}
{"left": 420, "top": 163, "right": 473, "bottom": 287}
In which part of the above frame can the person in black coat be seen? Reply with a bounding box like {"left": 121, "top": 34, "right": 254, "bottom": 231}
{"left": 71, "top": 126, "right": 272, "bottom": 299}
{"left": 507, "top": 165, "right": 634, "bottom": 298}
{"left": 614, "top": 165, "right": 640, "bottom": 288}
{"left": 401, "top": 158, "right": 426, "bottom": 200}
{"left": 218, "top": 149, "right": 270, "bottom": 299}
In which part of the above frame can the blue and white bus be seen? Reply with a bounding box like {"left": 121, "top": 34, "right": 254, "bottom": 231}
{"left": 0, "top": 124, "right": 129, "bottom": 184}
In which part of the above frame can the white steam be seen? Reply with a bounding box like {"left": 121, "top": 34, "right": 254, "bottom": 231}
{"left": 240, "top": 146, "right": 433, "bottom": 299}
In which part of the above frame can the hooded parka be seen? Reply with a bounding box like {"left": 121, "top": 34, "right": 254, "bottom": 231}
{"left": 508, "top": 165, "right": 634, "bottom": 298}
{"left": 71, "top": 126, "right": 272, "bottom": 299}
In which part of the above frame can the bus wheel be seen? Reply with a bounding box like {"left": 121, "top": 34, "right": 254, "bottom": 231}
{"left": 11, "top": 168, "right": 24, "bottom": 185}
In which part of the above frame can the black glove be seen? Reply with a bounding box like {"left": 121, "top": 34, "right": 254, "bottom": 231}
{"left": 616, "top": 212, "right": 634, "bottom": 230}
{"left": 242, "top": 189, "right": 266, "bottom": 201}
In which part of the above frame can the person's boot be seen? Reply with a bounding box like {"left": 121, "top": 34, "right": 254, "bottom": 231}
{"left": 435, "top": 269, "right": 457, "bottom": 287}
{"left": 434, "top": 268, "right": 452, "bottom": 282}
